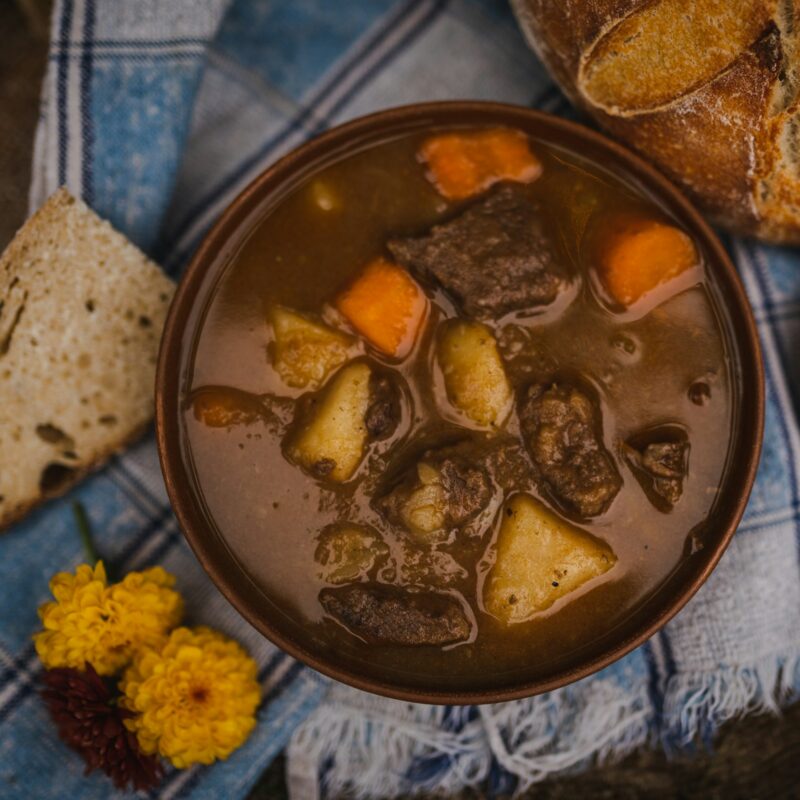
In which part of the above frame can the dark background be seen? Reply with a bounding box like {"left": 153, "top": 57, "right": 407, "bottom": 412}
{"left": 2, "top": 2, "right": 798, "bottom": 798}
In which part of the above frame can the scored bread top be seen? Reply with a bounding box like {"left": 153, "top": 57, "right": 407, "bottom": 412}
{"left": 0, "top": 188, "right": 174, "bottom": 529}
{"left": 511, "top": 0, "right": 800, "bottom": 242}
{"left": 579, "top": 1, "right": 773, "bottom": 115}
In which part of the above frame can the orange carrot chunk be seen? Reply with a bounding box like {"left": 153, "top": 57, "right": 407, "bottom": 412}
{"left": 335, "top": 258, "right": 427, "bottom": 358}
{"left": 419, "top": 128, "right": 542, "bottom": 200}
{"left": 192, "top": 389, "right": 261, "bottom": 428}
{"left": 598, "top": 218, "right": 698, "bottom": 307}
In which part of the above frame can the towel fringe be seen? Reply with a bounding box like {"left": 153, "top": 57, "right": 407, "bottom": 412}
{"left": 480, "top": 673, "right": 652, "bottom": 793}
{"left": 287, "top": 653, "right": 800, "bottom": 799}
{"left": 287, "top": 686, "right": 491, "bottom": 800}
{"left": 662, "top": 653, "right": 800, "bottom": 747}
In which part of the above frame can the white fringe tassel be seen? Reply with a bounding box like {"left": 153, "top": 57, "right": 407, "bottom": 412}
{"left": 663, "top": 653, "right": 800, "bottom": 746}
{"left": 480, "top": 674, "right": 652, "bottom": 793}
{"left": 287, "top": 683, "right": 491, "bottom": 800}
{"left": 287, "top": 655, "right": 800, "bottom": 799}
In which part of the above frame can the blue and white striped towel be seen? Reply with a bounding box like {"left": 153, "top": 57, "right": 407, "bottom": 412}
{"left": 1, "top": 2, "right": 797, "bottom": 799}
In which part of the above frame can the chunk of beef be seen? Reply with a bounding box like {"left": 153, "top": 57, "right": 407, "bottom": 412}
{"left": 376, "top": 447, "right": 493, "bottom": 537}
{"left": 642, "top": 442, "right": 687, "bottom": 504}
{"left": 626, "top": 434, "right": 689, "bottom": 510}
{"left": 319, "top": 584, "right": 471, "bottom": 646}
{"left": 518, "top": 382, "right": 622, "bottom": 518}
{"left": 388, "top": 183, "right": 566, "bottom": 319}
{"left": 365, "top": 373, "right": 400, "bottom": 440}
{"left": 483, "top": 440, "right": 533, "bottom": 493}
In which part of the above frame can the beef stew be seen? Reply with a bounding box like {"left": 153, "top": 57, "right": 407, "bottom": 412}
{"left": 173, "top": 119, "right": 744, "bottom": 693}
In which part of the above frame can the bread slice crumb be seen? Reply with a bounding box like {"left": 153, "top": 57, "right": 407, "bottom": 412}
{"left": 0, "top": 188, "right": 174, "bottom": 529}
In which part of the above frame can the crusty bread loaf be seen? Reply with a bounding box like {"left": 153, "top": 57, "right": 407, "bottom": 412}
{"left": 512, "top": 0, "right": 800, "bottom": 243}
{"left": 0, "top": 188, "right": 174, "bottom": 529}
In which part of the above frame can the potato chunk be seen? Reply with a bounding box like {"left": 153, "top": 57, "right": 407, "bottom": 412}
{"left": 484, "top": 494, "right": 616, "bottom": 624}
{"left": 308, "top": 180, "right": 342, "bottom": 213}
{"left": 394, "top": 463, "right": 448, "bottom": 535}
{"left": 314, "top": 524, "right": 389, "bottom": 584}
{"left": 437, "top": 320, "right": 512, "bottom": 429}
{"left": 269, "top": 306, "right": 353, "bottom": 390}
{"left": 287, "top": 362, "right": 371, "bottom": 482}
{"left": 377, "top": 455, "right": 492, "bottom": 540}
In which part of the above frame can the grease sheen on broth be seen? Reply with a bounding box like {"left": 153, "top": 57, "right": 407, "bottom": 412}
{"left": 181, "top": 127, "right": 732, "bottom": 690}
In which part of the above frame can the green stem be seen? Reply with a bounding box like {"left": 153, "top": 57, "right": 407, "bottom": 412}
{"left": 72, "top": 500, "right": 100, "bottom": 566}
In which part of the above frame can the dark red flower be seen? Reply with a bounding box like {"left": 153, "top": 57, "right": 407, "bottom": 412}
{"left": 41, "top": 664, "right": 162, "bottom": 792}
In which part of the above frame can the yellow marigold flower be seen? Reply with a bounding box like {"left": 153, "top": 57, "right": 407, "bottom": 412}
{"left": 34, "top": 561, "right": 183, "bottom": 676}
{"left": 120, "top": 627, "right": 261, "bottom": 768}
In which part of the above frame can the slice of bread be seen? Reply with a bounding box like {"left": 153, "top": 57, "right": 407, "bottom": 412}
{"left": 0, "top": 188, "right": 174, "bottom": 529}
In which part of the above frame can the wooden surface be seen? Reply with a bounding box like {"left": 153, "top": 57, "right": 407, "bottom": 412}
{"left": 2, "top": 3, "right": 798, "bottom": 798}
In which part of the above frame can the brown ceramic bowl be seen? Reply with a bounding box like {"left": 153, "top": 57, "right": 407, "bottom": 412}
{"left": 155, "top": 102, "right": 764, "bottom": 704}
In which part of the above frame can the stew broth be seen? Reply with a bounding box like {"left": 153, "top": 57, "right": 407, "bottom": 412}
{"left": 180, "top": 128, "right": 733, "bottom": 690}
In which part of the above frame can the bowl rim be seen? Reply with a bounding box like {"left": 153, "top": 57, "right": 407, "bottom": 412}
{"left": 155, "top": 100, "right": 765, "bottom": 705}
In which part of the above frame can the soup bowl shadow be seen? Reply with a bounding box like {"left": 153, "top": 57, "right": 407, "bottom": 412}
{"left": 155, "top": 102, "right": 764, "bottom": 705}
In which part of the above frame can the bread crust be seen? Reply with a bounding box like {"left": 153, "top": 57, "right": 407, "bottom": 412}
{"left": 512, "top": 0, "right": 800, "bottom": 242}
{"left": 0, "top": 422, "right": 150, "bottom": 531}
{"left": 0, "top": 188, "right": 174, "bottom": 531}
